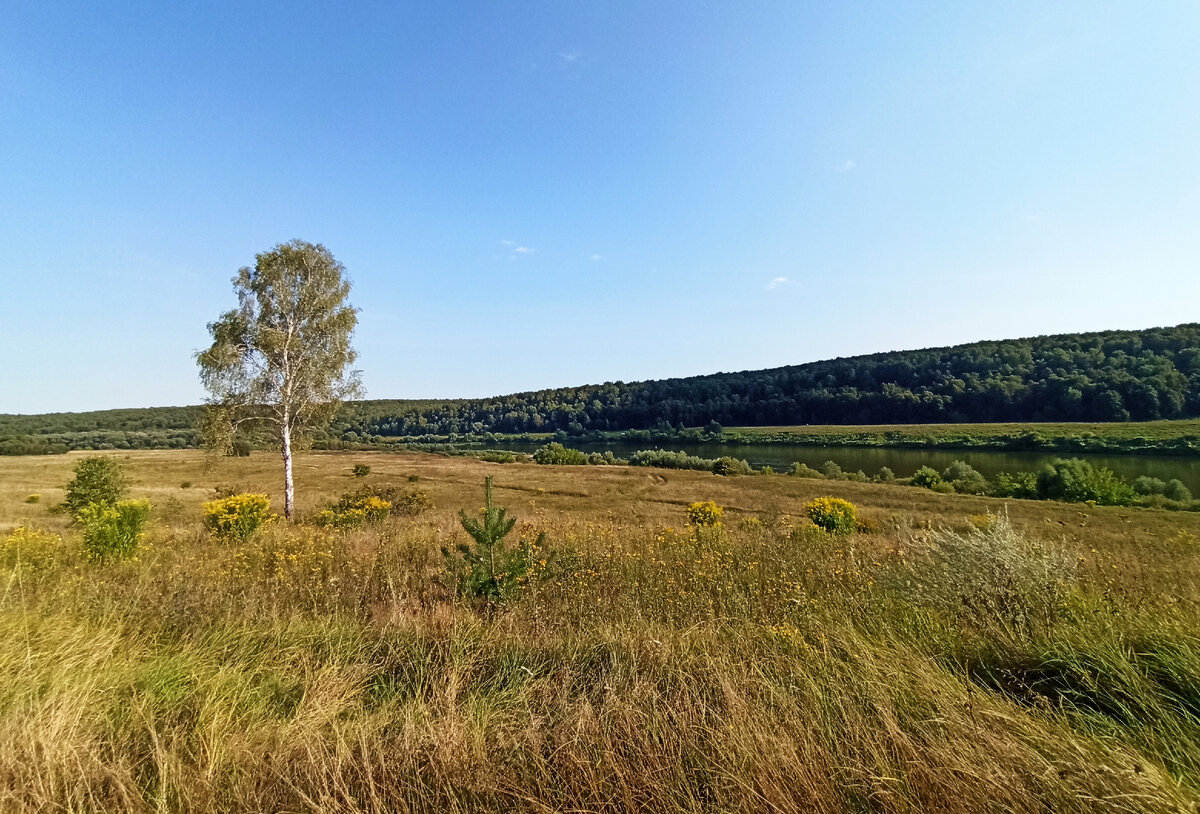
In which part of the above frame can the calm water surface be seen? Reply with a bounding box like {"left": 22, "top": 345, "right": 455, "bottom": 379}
{"left": 491, "top": 440, "right": 1200, "bottom": 495}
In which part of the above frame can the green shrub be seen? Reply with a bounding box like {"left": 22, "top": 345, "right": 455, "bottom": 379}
{"left": 910, "top": 466, "right": 942, "bottom": 490}
{"left": 629, "top": 449, "right": 714, "bottom": 471}
{"left": 587, "top": 450, "right": 626, "bottom": 466}
{"left": 805, "top": 497, "right": 857, "bottom": 535}
{"left": 63, "top": 456, "right": 128, "bottom": 517}
{"left": 760, "top": 465, "right": 774, "bottom": 475}
{"left": 230, "top": 439, "right": 252, "bottom": 457}
{"left": 1134, "top": 476, "right": 1167, "bottom": 496}
{"left": 533, "top": 442, "right": 588, "bottom": 465}
{"left": 942, "top": 460, "right": 989, "bottom": 494}
{"left": 203, "top": 493, "right": 274, "bottom": 541}
{"left": 876, "top": 466, "right": 896, "bottom": 483}
{"left": 931, "top": 481, "right": 957, "bottom": 494}
{"left": 788, "top": 462, "right": 824, "bottom": 478}
{"left": 476, "top": 449, "right": 517, "bottom": 463}
{"left": 992, "top": 471, "right": 1039, "bottom": 499}
{"left": 25, "top": 494, "right": 40, "bottom": 504}
{"left": 78, "top": 499, "right": 151, "bottom": 562}
{"left": 819, "top": 460, "right": 844, "bottom": 479}
{"left": 712, "top": 456, "right": 751, "bottom": 476}
{"left": 1164, "top": 479, "right": 1193, "bottom": 503}
{"left": 1035, "top": 458, "right": 1135, "bottom": 506}
{"left": 352, "top": 464, "right": 372, "bottom": 478}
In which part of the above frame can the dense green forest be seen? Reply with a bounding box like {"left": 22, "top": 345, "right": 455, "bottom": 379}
{"left": 4, "top": 324, "right": 1200, "bottom": 453}
{"left": 335, "top": 324, "right": 1200, "bottom": 437}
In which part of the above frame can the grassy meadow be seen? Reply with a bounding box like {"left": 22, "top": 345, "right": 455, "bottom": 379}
{"left": 3, "top": 449, "right": 1200, "bottom": 812}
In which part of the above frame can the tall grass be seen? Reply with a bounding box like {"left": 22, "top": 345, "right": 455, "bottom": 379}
{"left": 1, "top": 453, "right": 1199, "bottom": 811}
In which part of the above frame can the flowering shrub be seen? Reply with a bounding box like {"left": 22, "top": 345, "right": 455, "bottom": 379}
{"left": 78, "top": 499, "right": 151, "bottom": 562}
{"left": 1, "top": 525, "right": 63, "bottom": 571}
{"left": 805, "top": 497, "right": 857, "bottom": 535}
{"left": 316, "top": 493, "right": 391, "bottom": 529}
{"left": 686, "top": 501, "right": 724, "bottom": 527}
{"left": 203, "top": 493, "right": 274, "bottom": 542}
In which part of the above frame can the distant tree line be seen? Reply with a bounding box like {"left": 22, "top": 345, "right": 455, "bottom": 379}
{"left": 4, "top": 324, "right": 1200, "bottom": 454}
{"left": 334, "top": 324, "right": 1200, "bottom": 438}
{"left": 0, "top": 407, "right": 205, "bottom": 455}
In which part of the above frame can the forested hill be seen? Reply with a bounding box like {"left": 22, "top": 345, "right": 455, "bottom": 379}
{"left": 3, "top": 324, "right": 1200, "bottom": 452}
{"left": 336, "top": 323, "right": 1200, "bottom": 438}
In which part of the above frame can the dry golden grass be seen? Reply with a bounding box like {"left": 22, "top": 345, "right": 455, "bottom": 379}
{"left": 1, "top": 449, "right": 1200, "bottom": 812}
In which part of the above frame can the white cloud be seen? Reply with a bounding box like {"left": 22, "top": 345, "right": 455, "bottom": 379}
{"left": 515, "top": 246, "right": 532, "bottom": 254}
{"left": 500, "top": 239, "right": 515, "bottom": 246}
{"left": 590, "top": 254, "right": 602, "bottom": 262}
{"left": 767, "top": 277, "right": 789, "bottom": 290}
{"left": 837, "top": 160, "right": 856, "bottom": 172}
{"left": 559, "top": 52, "right": 580, "bottom": 65}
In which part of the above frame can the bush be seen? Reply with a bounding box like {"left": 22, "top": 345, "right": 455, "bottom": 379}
{"left": 475, "top": 449, "right": 517, "bottom": 463}
{"left": 819, "top": 460, "right": 844, "bottom": 479}
{"left": 63, "top": 456, "right": 128, "bottom": 517}
{"left": 788, "top": 462, "right": 824, "bottom": 479}
{"left": 25, "top": 494, "right": 40, "bottom": 504}
{"left": 203, "top": 493, "right": 274, "bottom": 541}
{"left": 587, "top": 450, "right": 626, "bottom": 466}
{"left": 1164, "top": 479, "right": 1193, "bottom": 503}
{"left": 629, "top": 449, "right": 714, "bottom": 471}
{"left": 230, "top": 439, "right": 252, "bottom": 457}
{"left": 533, "top": 442, "right": 588, "bottom": 465}
{"left": 1134, "top": 476, "right": 1167, "bottom": 496}
{"left": 391, "top": 487, "right": 432, "bottom": 516}
{"left": 942, "top": 460, "right": 989, "bottom": 494}
{"left": 1035, "top": 458, "right": 1135, "bottom": 506}
{"left": 910, "top": 466, "right": 942, "bottom": 490}
{"left": 1, "top": 526, "right": 63, "bottom": 571}
{"left": 875, "top": 467, "right": 896, "bottom": 483}
{"left": 712, "top": 456, "right": 751, "bottom": 476}
{"left": 339, "top": 484, "right": 432, "bottom": 517}
{"left": 992, "top": 471, "right": 1039, "bottom": 499}
{"left": 352, "top": 464, "right": 371, "bottom": 477}
{"left": 78, "top": 499, "right": 151, "bottom": 562}
{"left": 805, "top": 497, "right": 857, "bottom": 535}
{"left": 316, "top": 490, "right": 392, "bottom": 529}
{"left": 686, "top": 500, "right": 724, "bottom": 526}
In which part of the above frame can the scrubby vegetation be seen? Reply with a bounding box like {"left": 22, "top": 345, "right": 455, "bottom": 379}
{"left": 203, "top": 493, "right": 274, "bottom": 541}
{"left": 805, "top": 496, "right": 857, "bottom": 534}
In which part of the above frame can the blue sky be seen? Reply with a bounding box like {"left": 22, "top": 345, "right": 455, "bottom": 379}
{"left": 2, "top": 1, "right": 1197, "bottom": 413}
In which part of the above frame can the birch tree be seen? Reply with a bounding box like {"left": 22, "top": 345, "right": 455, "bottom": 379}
{"left": 197, "top": 240, "right": 360, "bottom": 519}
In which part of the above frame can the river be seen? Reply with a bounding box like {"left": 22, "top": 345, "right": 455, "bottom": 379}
{"left": 485, "top": 439, "right": 1200, "bottom": 495}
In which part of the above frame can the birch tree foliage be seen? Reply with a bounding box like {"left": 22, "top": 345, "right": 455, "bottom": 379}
{"left": 196, "top": 240, "right": 361, "bottom": 517}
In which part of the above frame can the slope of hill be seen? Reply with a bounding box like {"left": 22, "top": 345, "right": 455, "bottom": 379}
{"left": 337, "top": 324, "right": 1200, "bottom": 437}
{"left": 4, "top": 324, "right": 1199, "bottom": 452}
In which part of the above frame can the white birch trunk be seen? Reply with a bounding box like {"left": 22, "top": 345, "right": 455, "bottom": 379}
{"left": 281, "top": 417, "right": 294, "bottom": 520}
